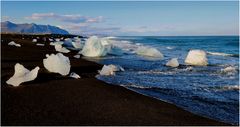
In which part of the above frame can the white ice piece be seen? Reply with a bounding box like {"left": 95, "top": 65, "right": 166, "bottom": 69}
{"left": 80, "top": 36, "right": 108, "bottom": 57}
{"left": 55, "top": 44, "right": 70, "bottom": 53}
{"left": 50, "top": 41, "right": 64, "bottom": 46}
{"left": 43, "top": 53, "right": 71, "bottom": 76}
{"left": 55, "top": 38, "right": 60, "bottom": 42}
{"left": 69, "top": 72, "right": 81, "bottom": 79}
{"left": 72, "top": 39, "right": 83, "bottom": 49}
{"left": 36, "top": 43, "right": 45, "bottom": 46}
{"left": 32, "top": 39, "right": 37, "bottom": 42}
{"left": 185, "top": 50, "right": 208, "bottom": 66}
{"left": 73, "top": 54, "right": 81, "bottom": 59}
{"left": 8, "top": 41, "right": 21, "bottom": 47}
{"left": 99, "top": 64, "right": 124, "bottom": 76}
{"left": 166, "top": 58, "right": 179, "bottom": 67}
{"left": 6, "top": 63, "right": 40, "bottom": 87}
{"left": 136, "top": 46, "right": 164, "bottom": 58}
{"left": 99, "top": 65, "right": 115, "bottom": 76}
{"left": 221, "top": 66, "right": 237, "bottom": 74}
{"left": 49, "top": 38, "right": 53, "bottom": 42}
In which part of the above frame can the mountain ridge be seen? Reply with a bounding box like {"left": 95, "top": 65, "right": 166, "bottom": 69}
{"left": 1, "top": 21, "right": 69, "bottom": 35}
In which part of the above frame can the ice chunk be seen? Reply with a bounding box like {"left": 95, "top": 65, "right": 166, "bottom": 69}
{"left": 185, "top": 66, "right": 193, "bottom": 71}
{"left": 49, "top": 38, "right": 53, "bottom": 42}
{"left": 166, "top": 58, "right": 179, "bottom": 67}
{"left": 65, "top": 38, "right": 72, "bottom": 42}
{"left": 108, "top": 64, "right": 125, "bottom": 72}
{"left": 221, "top": 66, "right": 237, "bottom": 74}
{"left": 221, "top": 85, "right": 239, "bottom": 91}
{"left": 55, "top": 44, "right": 70, "bottom": 53}
{"left": 50, "top": 41, "right": 64, "bottom": 46}
{"left": 185, "top": 50, "right": 208, "bottom": 66}
{"left": 136, "top": 46, "right": 164, "bottom": 58}
{"left": 80, "top": 36, "right": 108, "bottom": 57}
{"left": 69, "top": 72, "right": 81, "bottom": 79}
{"left": 43, "top": 53, "right": 71, "bottom": 76}
{"left": 99, "top": 65, "right": 115, "bottom": 76}
{"left": 100, "top": 39, "right": 110, "bottom": 46}
{"left": 8, "top": 41, "right": 21, "bottom": 47}
{"left": 36, "top": 43, "right": 45, "bottom": 46}
{"left": 32, "top": 39, "right": 37, "bottom": 42}
{"left": 6, "top": 63, "right": 40, "bottom": 87}
{"left": 72, "top": 39, "right": 83, "bottom": 49}
{"left": 73, "top": 54, "right": 81, "bottom": 59}
{"left": 99, "top": 64, "right": 124, "bottom": 76}
{"left": 55, "top": 38, "right": 60, "bottom": 42}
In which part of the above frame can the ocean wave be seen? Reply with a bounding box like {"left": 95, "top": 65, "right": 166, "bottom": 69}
{"left": 166, "top": 46, "right": 174, "bottom": 50}
{"left": 137, "top": 70, "right": 177, "bottom": 75}
{"left": 103, "top": 36, "right": 118, "bottom": 39}
{"left": 109, "top": 40, "right": 139, "bottom": 52}
{"left": 208, "top": 85, "right": 240, "bottom": 91}
{"left": 121, "top": 84, "right": 156, "bottom": 89}
{"left": 207, "top": 51, "right": 239, "bottom": 57}
{"left": 221, "top": 85, "right": 240, "bottom": 91}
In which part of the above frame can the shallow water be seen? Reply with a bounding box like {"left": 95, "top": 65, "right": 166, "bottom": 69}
{"left": 85, "top": 36, "right": 239, "bottom": 125}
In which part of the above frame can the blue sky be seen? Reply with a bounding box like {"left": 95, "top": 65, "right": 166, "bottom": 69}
{"left": 1, "top": 1, "right": 239, "bottom": 36}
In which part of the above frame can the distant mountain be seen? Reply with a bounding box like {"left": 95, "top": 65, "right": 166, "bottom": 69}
{"left": 1, "top": 21, "right": 69, "bottom": 35}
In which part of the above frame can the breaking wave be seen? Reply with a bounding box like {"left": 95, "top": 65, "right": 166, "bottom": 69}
{"left": 207, "top": 51, "right": 239, "bottom": 57}
{"left": 208, "top": 85, "right": 240, "bottom": 92}
{"left": 122, "top": 83, "right": 240, "bottom": 94}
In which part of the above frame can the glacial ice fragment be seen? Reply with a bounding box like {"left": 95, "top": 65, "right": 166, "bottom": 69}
{"left": 99, "top": 64, "right": 124, "bottom": 76}
{"left": 8, "top": 41, "right": 21, "bottom": 47}
{"left": 36, "top": 43, "right": 45, "bottom": 46}
{"left": 166, "top": 58, "right": 179, "bottom": 67}
{"left": 185, "top": 50, "right": 208, "bottom": 66}
{"left": 69, "top": 72, "right": 81, "bottom": 79}
{"left": 6, "top": 63, "right": 40, "bottom": 87}
{"left": 43, "top": 53, "right": 71, "bottom": 76}
{"left": 136, "top": 46, "right": 164, "bottom": 58}
{"left": 32, "top": 39, "right": 37, "bottom": 42}
{"left": 73, "top": 55, "right": 81, "bottom": 59}
{"left": 55, "top": 44, "right": 70, "bottom": 53}
{"left": 80, "top": 36, "right": 108, "bottom": 57}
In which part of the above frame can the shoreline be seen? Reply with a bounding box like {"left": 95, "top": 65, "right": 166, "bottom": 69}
{"left": 1, "top": 34, "right": 230, "bottom": 125}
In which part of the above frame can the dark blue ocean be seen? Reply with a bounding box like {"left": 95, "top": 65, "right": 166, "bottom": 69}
{"left": 85, "top": 36, "right": 239, "bottom": 125}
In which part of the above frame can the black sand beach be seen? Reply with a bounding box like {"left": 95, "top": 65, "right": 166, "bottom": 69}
{"left": 1, "top": 34, "right": 229, "bottom": 126}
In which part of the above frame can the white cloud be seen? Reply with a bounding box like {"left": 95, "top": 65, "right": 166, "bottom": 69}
{"left": 25, "top": 13, "right": 103, "bottom": 24}
{"left": 121, "top": 26, "right": 161, "bottom": 33}
{"left": 62, "top": 23, "right": 120, "bottom": 35}
{"left": 2, "top": 16, "right": 10, "bottom": 21}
